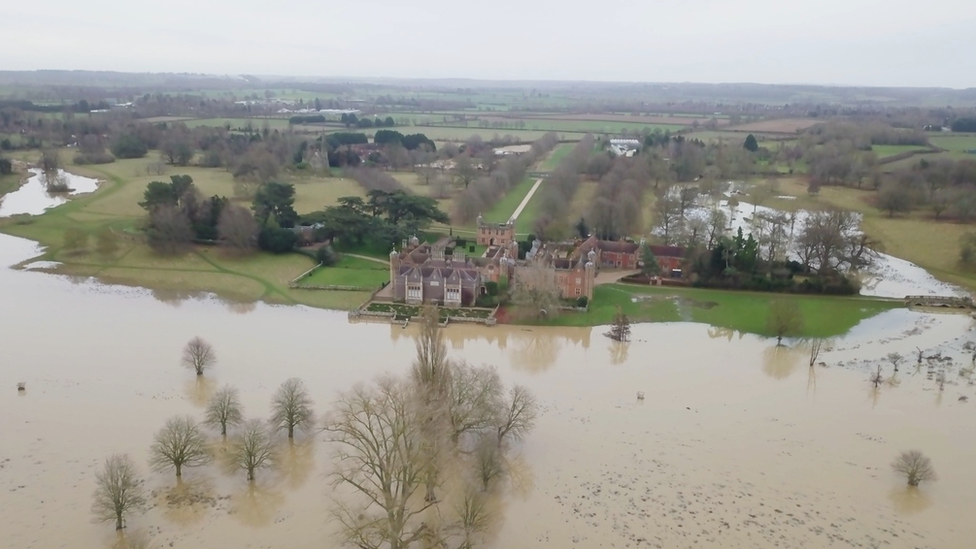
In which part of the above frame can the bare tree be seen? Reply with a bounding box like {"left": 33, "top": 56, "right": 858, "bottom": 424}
{"left": 808, "top": 338, "right": 825, "bottom": 367}
{"left": 871, "top": 365, "right": 884, "bottom": 388}
{"left": 653, "top": 191, "right": 682, "bottom": 245}
{"left": 766, "top": 299, "right": 804, "bottom": 345}
{"left": 204, "top": 385, "right": 244, "bottom": 436}
{"left": 892, "top": 450, "right": 936, "bottom": 486}
{"left": 148, "top": 416, "right": 211, "bottom": 478}
{"left": 326, "top": 378, "right": 435, "bottom": 549}
{"left": 448, "top": 362, "right": 503, "bottom": 443}
{"left": 181, "top": 337, "right": 216, "bottom": 376}
{"left": 474, "top": 434, "right": 504, "bottom": 491}
{"left": 411, "top": 306, "right": 452, "bottom": 503}
{"left": 496, "top": 385, "right": 538, "bottom": 446}
{"left": 453, "top": 154, "right": 478, "bottom": 189}
{"left": 270, "top": 378, "right": 315, "bottom": 438}
{"left": 146, "top": 205, "right": 193, "bottom": 255}
{"left": 92, "top": 454, "right": 146, "bottom": 531}
{"left": 886, "top": 352, "right": 904, "bottom": 373}
{"left": 605, "top": 306, "right": 631, "bottom": 342}
{"left": 511, "top": 262, "right": 562, "bottom": 320}
{"left": 233, "top": 419, "right": 276, "bottom": 481}
{"left": 217, "top": 204, "right": 259, "bottom": 255}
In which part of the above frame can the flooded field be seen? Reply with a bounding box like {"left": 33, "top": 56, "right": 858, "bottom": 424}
{"left": 0, "top": 168, "right": 100, "bottom": 217}
{"left": 2, "top": 231, "right": 975, "bottom": 549}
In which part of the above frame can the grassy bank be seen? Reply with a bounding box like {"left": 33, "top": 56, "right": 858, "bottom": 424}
{"left": 534, "top": 283, "right": 899, "bottom": 337}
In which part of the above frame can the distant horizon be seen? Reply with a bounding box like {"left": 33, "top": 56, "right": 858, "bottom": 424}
{"left": 1, "top": 69, "right": 974, "bottom": 92}
{"left": 5, "top": 0, "right": 975, "bottom": 89}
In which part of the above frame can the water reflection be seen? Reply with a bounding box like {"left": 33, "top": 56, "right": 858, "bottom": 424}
{"left": 888, "top": 486, "right": 932, "bottom": 515}
{"left": 226, "top": 301, "right": 258, "bottom": 315}
{"left": 106, "top": 529, "right": 155, "bottom": 549}
{"left": 186, "top": 376, "right": 217, "bottom": 407}
{"left": 509, "top": 330, "right": 562, "bottom": 372}
{"left": 158, "top": 474, "right": 217, "bottom": 526}
{"left": 230, "top": 480, "right": 285, "bottom": 527}
{"left": 608, "top": 340, "right": 629, "bottom": 365}
{"left": 761, "top": 344, "right": 803, "bottom": 379}
{"left": 277, "top": 438, "right": 316, "bottom": 489}
{"left": 0, "top": 168, "right": 100, "bottom": 217}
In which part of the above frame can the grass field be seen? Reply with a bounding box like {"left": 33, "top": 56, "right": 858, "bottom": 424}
{"left": 0, "top": 150, "right": 373, "bottom": 310}
{"left": 182, "top": 117, "right": 293, "bottom": 130}
{"left": 482, "top": 177, "right": 537, "bottom": 225}
{"left": 870, "top": 144, "right": 930, "bottom": 159}
{"left": 929, "top": 134, "right": 976, "bottom": 152}
{"left": 474, "top": 118, "right": 684, "bottom": 134}
{"left": 539, "top": 143, "right": 574, "bottom": 171}
{"left": 298, "top": 255, "right": 388, "bottom": 288}
{"left": 727, "top": 118, "right": 822, "bottom": 134}
{"left": 536, "top": 283, "right": 898, "bottom": 337}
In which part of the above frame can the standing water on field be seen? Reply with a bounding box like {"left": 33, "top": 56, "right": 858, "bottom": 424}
{"left": 2, "top": 230, "right": 976, "bottom": 549}
{"left": 0, "top": 168, "right": 100, "bottom": 217}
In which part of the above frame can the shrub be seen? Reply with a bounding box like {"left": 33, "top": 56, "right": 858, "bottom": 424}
{"left": 0, "top": 157, "right": 11, "bottom": 175}
{"left": 315, "top": 245, "right": 338, "bottom": 266}
{"left": 576, "top": 296, "right": 589, "bottom": 308}
{"left": 258, "top": 227, "right": 298, "bottom": 254}
{"left": 110, "top": 135, "right": 148, "bottom": 159}
{"left": 475, "top": 294, "right": 497, "bottom": 308}
{"left": 72, "top": 152, "right": 116, "bottom": 165}
{"left": 484, "top": 281, "right": 499, "bottom": 296}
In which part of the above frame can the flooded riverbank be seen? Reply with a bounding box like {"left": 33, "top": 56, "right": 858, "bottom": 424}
{"left": 0, "top": 168, "right": 100, "bottom": 217}
{"left": 1, "top": 231, "right": 975, "bottom": 549}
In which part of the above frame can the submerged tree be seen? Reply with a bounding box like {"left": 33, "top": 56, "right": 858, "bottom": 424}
{"left": 270, "top": 378, "right": 315, "bottom": 438}
{"left": 606, "top": 306, "right": 631, "bottom": 342}
{"left": 886, "top": 352, "right": 904, "bottom": 373}
{"left": 892, "top": 450, "right": 936, "bottom": 487}
{"left": 871, "top": 365, "right": 884, "bottom": 388}
{"left": 766, "top": 299, "right": 804, "bottom": 345}
{"left": 411, "top": 305, "right": 452, "bottom": 503}
{"left": 327, "top": 378, "right": 434, "bottom": 548}
{"left": 181, "top": 337, "right": 216, "bottom": 376}
{"left": 233, "top": 419, "right": 276, "bottom": 481}
{"left": 204, "top": 385, "right": 244, "bottom": 436}
{"left": 148, "top": 415, "right": 211, "bottom": 478}
{"left": 808, "top": 338, "right": 825, "bottom": 368}
{"left": 496, "top": 385, "right": 538, "bottom": 446}
{"left": 92, "top": 454, "right": 146, "bottom": 531}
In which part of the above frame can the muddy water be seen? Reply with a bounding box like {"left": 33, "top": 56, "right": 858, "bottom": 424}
{"left": 0, "top": 168, "right": 100, "bottom": 217}
{"left": 2, "top": 231, "right": 976, "bottom": 549}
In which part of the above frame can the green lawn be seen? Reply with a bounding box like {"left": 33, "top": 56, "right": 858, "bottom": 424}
{"left": 535, "top": 283, "right": 899, "bottom": 337}
{"left": 182, "top": 117, "right": 292, "bottom": 130}
{"left": 929, "top": 134, "right": 976, "bottom": 152}
{"left": 481, "top": 177, "right": 537, "bottom": 224}
{"left": 298, "top": 255, "right": 388, "bottom": 288}
{"left": 540, "top": 143, "right": 574, "bottom": 171}
{"left": 870, "top": 144, "right": 929, "bottom": 159}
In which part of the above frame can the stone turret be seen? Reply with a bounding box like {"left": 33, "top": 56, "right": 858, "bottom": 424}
{"left": 389, "top": 248, "right": 400, "bottom": 288}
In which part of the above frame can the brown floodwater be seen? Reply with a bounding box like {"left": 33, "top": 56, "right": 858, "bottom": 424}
{"left": 2, "top": 232, "right": 975, "bottom": 549}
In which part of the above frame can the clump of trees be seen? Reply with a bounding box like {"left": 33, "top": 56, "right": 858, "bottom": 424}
{"left": 139, "top": 175, "right": 235, "bottom": 253}
{"left": 533, "top": 135, "right": 595, "bottom": 240}
{"left": 325, "top": 306, "right": 538, "bottom": 548}
{"left": 510, "top": 261, "right": 563, "bottom": 319}
{"left": 299, "top": 189, "right": 448, "bottom": 252}
{"left": 606, "top": 306, "right": 631, "bottom": 341}
{"left": 892, "top": 450, "right": 936, "bottom": 486}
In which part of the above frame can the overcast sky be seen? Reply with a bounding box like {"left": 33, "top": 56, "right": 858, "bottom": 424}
{"left": 5, "top": 0, "right": 975, "bottom": 88}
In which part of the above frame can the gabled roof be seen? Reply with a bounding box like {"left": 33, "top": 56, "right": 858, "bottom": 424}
{"left": 649, "top": 245, "right": 686, "bottom": 258}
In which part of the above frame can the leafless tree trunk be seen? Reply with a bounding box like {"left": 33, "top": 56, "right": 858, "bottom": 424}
{"left": 148, "top": 416, "right": 211, "bottom": 478}
{"left": 496, "top": 385, "right": 538, "bottom": 446}
{"left": 204, "top": 385, "right": 244, "bottom": 436}
{"left": 92, "top": 454, "right": 146, "bottom": 531}
{"left": 181, "top": 337, "right": 216, "bottom": 376}
{"left": 270, "top": 378, "right": 315, "bottom": 438}
{"left": 233, "top": 419, "right": 276, "bottom": 481}
{"left": 892, "top": 450, "right": 936, "bottom": 486}
{"left": 326, "top": 378, "right": 435, "bottom": 549}
{"left": 217, "top": 205, "right": 259, "bottom": 255}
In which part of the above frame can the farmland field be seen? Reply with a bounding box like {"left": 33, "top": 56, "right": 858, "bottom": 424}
{"left": 870, "top": 144, "right": 930, "bottom": 159}
{"left": 726, "top": 118, "right": 822, "bottom": 134}
{"left": 322, "top": 125, "right": 582, "bottom": 143}
{"left": 182, "top": 117, "right": 293, "bottom": 130}
{"left": 929, "top": 134, "right": 976, "bottom": 152}
{"left": 522, "top": 113, "right": 727, "bottom": 125}
{"left": 683, "top": 130, "right": 787, "bottom": 145}
{"left": 471, "top": 117, "right": 684, "bottom": 134}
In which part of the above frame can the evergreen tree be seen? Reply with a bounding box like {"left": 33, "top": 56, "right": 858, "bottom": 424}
{"left": 639, "top": 242, "right": 661, "bottom": 277}
{"left": 743, "top": 134, "right": 759, "bottom": 152}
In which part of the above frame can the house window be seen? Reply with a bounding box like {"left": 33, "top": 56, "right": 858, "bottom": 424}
{"left": 446, "top": 287, "right": 460, "bottom": 302}
{"left": 575, "top": 277, "right": 581, "bottom": 284}
{"left": 407, "top": 286, "right": 422, "bottom": 300}
{"left": 429, "top": 281, "right": 439, "bottom": 287}
{"left": 575, "top": 288, "right": 581, "bottom": 296}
